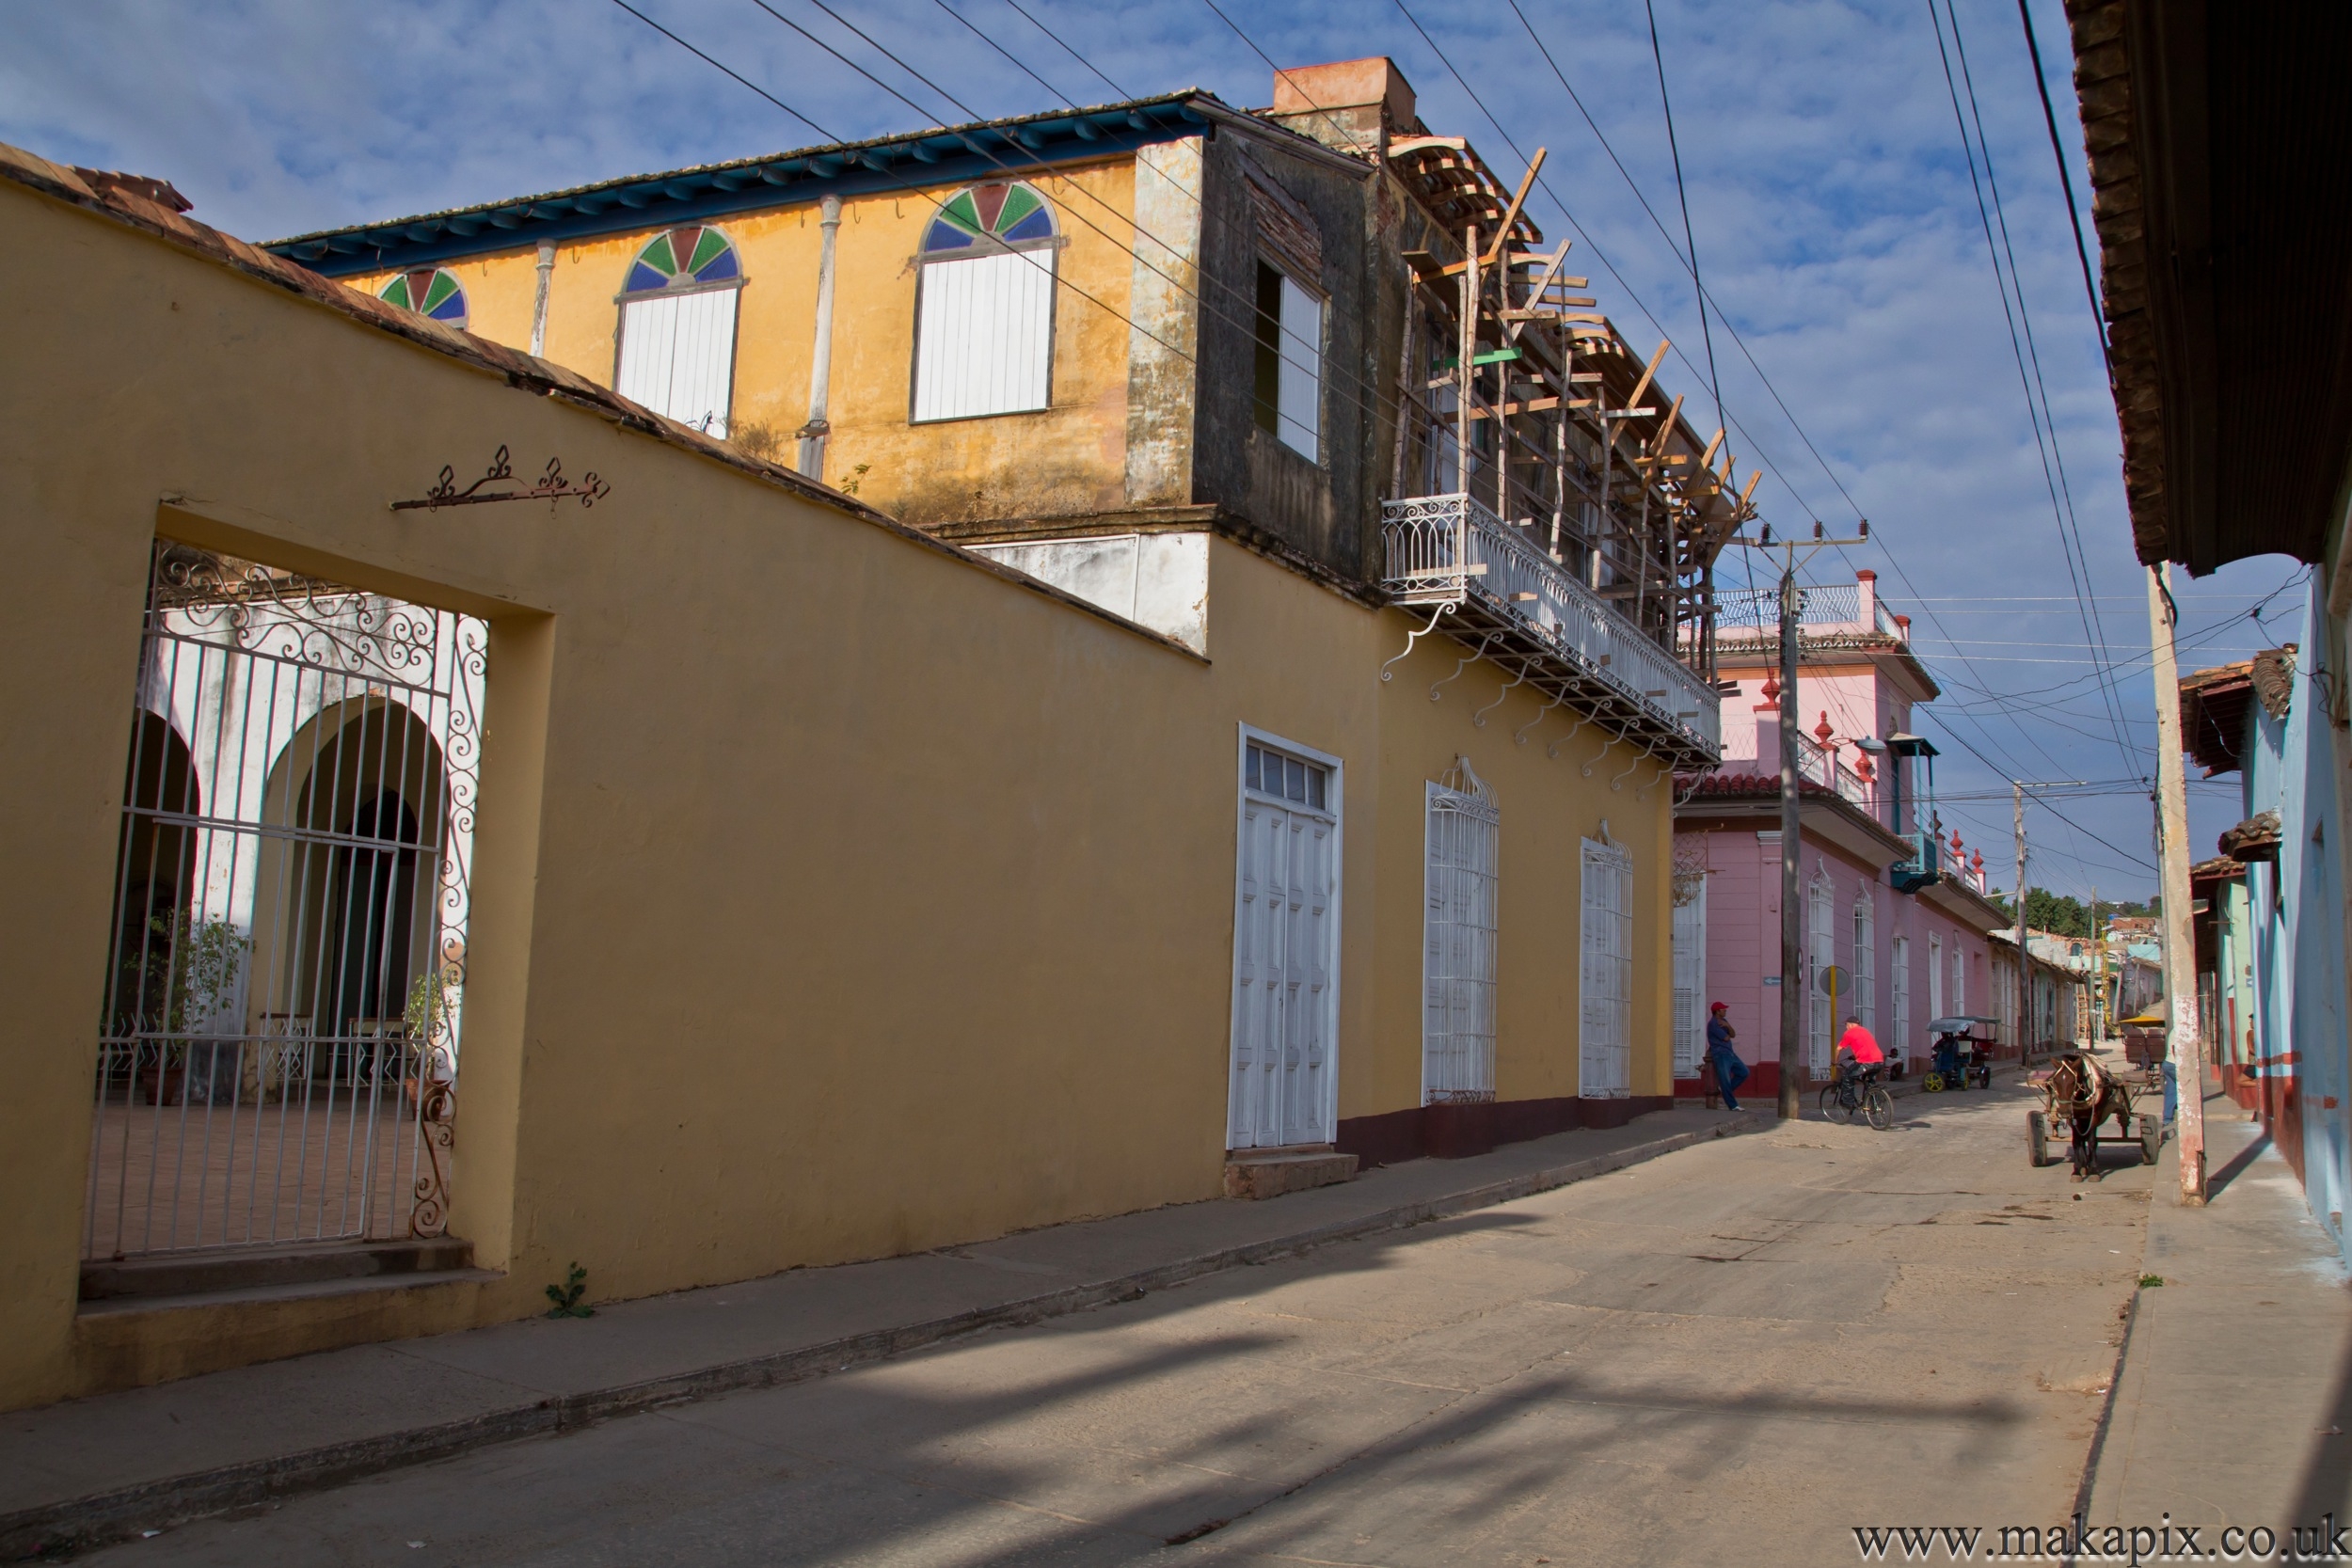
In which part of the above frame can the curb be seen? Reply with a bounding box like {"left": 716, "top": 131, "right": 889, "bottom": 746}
{"left": 3, "top": 1113, "right": 1765, "bottom": 1560}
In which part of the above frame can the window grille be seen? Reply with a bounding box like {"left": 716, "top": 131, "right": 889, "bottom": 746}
{"left": 615, "top": 225, "right": 743, "bottom": 436}
{"left": 1929, "top": 932, "right": 1945, "bottom": 1021}
{"left": 1580, "top": 831, "right": 1633, "bottom": 1098}
{"left": 1253, "top": 262, "right": 1323, "bottom": 462}
{"left": 1671, "top": 870, "right": 1707, "bottom": 1076}
{"left": 1852, "top": 892, "right": 1876, "bottom": 1034}
{"left": 1891, "top": 935, "right": 1911, "bottom": 1060}
{"left": 913, "top": 182, "right": 1059, "bottom": 422}
{"left": 1808, "top": 875, "right": 1836, "bottom": 1072}
{"left": 1424, "top": 759, "right": 1499, "bottom": 1102}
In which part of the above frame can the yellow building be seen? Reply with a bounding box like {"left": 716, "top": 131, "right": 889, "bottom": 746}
{"left": 0, "top": 60, "right": 1740, "bottom": 1411}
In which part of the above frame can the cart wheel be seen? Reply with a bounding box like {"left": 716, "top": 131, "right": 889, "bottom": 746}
{"left": 2139, "top": 1115, "right": 2162, "bottom": 1164}
{"left": 1924, "top": 1071, "right": 1945, "bottom": 1093}
{"left": 2027, "top": 1111, "right": 2050, "bottom": 1166}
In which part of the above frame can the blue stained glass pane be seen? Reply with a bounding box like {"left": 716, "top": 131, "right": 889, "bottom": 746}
{"left": 999, "top": 208, "right": 1055, "bottom": 244}
{"left": 625, "top": 261, "right": 670, "bottom": 293}
{"left": 692, "top": 248, "right": 739, "bottom": 281}
{"left": 922, "top": 218, "right": 976, "bottom": 252}
{"left": 428, "top": 293, "right": 468, "bottom": 322}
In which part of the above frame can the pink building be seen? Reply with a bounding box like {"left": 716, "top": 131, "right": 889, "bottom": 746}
{"left": 1671, "top": 571, "right": 2010, "bottom": 1098}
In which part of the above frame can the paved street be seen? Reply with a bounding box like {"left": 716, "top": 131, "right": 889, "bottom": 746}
{"left": 91, "top": 1083, "right": 2157, "bottom": 1566}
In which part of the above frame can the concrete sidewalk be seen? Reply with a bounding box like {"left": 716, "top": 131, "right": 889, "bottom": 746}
{"left": 2087, "top": 1079, "right": 2352, "bottom": 1533}
{"left": 0, "top": 1106, "right": 1761, "bottom": 1558}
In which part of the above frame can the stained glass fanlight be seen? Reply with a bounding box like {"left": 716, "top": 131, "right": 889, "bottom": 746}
{"left": 920, "top": 182, "right": 1057, "bottom": 255}
{"left": 378, "top": 268, "right": 469, "bottom": 327}
{"left": 624, "top": 226, "right": 742, "bottom": 293}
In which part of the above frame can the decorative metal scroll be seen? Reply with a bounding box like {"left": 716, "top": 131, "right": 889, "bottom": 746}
{"left": 154, "top": 546, "right": 451, "bottom": 687}
{"left": 392, "top": 445, "right": 610, "bottom": 512}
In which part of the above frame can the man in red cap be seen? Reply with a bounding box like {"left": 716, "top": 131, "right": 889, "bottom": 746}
{"left": 1706, "top": 1002, "right": 1749, "bottom": 1111}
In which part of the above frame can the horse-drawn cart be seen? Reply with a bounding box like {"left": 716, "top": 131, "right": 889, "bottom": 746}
{"left": 2028, "top": 1050, "right": 2164, "bottom": 1178}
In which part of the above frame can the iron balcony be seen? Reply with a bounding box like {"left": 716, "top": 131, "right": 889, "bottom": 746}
{"left": 1380, "top": 494, "right": 1721, "bottom": 768}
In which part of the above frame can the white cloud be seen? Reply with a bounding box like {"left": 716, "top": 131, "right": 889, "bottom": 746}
{"left": 2, "top": 0, "right": 2280, "bottom": 894}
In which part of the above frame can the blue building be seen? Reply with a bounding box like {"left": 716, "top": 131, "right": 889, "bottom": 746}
{"left": 2069, "top": 0, "right": 2352, "bottom": 1259}
{"left": 2185, "top": 648, "right": 2352, "bottom": 1251}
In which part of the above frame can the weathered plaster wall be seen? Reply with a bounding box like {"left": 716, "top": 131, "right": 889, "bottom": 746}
{"left": 1189, "top": 131, "right": 1380, "bottom": 586}
{"left": 346, "top": 159, "right": 1146, "bottom": 530}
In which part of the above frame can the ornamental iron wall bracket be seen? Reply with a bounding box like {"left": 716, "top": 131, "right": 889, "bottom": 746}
{"left": 392, "top": 445, "right": 611, "bottom": 512}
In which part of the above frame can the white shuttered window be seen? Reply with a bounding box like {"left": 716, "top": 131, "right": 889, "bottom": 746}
{"left": 914, "top": 248, "right": 1056, "bottom": 421}
{"left": 616, "top": 288, "right": 739, "bottom": 436}
{"left": 1580, "top": 836, "right": 1633, "bottom": 1098}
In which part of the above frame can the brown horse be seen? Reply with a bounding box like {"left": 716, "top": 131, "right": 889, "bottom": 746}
{"left": 2045, "top": 1052, "right": 2134, "bottom": 1179}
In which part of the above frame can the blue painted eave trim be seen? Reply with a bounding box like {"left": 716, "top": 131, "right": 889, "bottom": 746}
{"left": 272, "top": 101, "right": 1212, "bottom": 277}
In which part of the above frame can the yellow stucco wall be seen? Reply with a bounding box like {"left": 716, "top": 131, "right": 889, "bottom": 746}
{"left": 345, "top": 159, "right": 1144, "bottom": 527}
{"left": 0, "top": 170, "right": 1667, "bottom": 1411}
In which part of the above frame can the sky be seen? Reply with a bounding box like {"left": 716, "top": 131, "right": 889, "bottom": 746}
{"left": 2, "top": 0, "right": 2302, "bottom": 906}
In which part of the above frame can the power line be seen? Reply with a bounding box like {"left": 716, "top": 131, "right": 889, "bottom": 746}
{"left": 1454, "top": 0, "right": 2117, "bottom": 793}
{"left": 1944, "top": 2, "right": 2135, "bottom": 759}
{"left": 2013, "top": 0, "right": 2110, "bottom": 366}
{"left": 1642, "top": 0, "right": 1724, "bottom": 443}
{"left": 1930, "top": 0, "right": 2137, "bottom": 773}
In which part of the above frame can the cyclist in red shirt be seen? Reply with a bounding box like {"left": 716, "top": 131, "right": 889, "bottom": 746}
{"left": 1836, "top": 1020, "right": 1885, "bottom": 1076}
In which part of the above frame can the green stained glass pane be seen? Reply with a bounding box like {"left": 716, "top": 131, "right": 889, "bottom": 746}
{"left": 421, "top": 271, "right": 458, "bottom": 312}
{"left": 380, "top": 276, "right": 412, "bottom": 310}
{"left": 641, "top": 232, "right": 677, "bottom": 277}
{"left": 940, "top": 190, "right": 982, "bottom": 236}
{"left": 688, "top": 228, "right": 730, "bottom": 275}
{"left": 994, "top": 184, "right": 1040, "bottom": 233}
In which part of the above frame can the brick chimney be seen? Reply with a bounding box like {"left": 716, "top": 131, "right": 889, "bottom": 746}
{"left": 1265, "top": 58, "right": 1419, "bottom": 154}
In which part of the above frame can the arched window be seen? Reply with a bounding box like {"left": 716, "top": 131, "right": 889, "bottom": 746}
{"left": 378, "top": 268, "right": 469, "bottom": 329}
{"left": 913, "top": 182, "right": 1059, "bottom": 422}
{"left": 615, "top": 226, "right": 743, "bottom": 436}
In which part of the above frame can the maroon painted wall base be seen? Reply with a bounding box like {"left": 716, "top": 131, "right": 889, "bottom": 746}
{"left": 1336, "top": 1095, "right": 1675, "bottom": 1167}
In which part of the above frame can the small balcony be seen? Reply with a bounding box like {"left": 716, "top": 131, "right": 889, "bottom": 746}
{"left": 1380, "top": 494, "right": 1720, "bottom": 765}
{"left": 1795, "top": 730, "right": 1876, "bottom": 813}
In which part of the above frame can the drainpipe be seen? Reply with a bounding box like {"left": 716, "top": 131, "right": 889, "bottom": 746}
{"left": 530, "top": 242, "right": 555, "bottom": 358}
{"left": 796, "top": 195, "right": 842, "bottom": 482}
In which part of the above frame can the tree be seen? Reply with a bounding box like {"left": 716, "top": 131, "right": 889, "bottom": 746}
{"left": 1992, "top": 889, "right": 2093, "bottom": 937}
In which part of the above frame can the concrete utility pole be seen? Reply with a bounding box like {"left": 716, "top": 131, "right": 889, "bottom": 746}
{"left": 2015, "top": 784, "right": 2028, "bottom": 1056}
{"left": 2008, "top": 782, "right": 2085, "bottom": 1058}
{"left": 1735, "top": 524, "right": 1868, "bottom": 1120}
{"left": 2146, "top": 562, "right": 2207, "bottom": 1204}
{"left": 2090, "top": 887, "right": 2103, "bottom": 1041}
{"left": 1779, "top": 555, "right": 1803, "bottom": 1120}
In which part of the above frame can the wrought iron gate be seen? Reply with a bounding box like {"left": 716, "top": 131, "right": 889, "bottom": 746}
{"left": 87, "top": 545, "right": 485, "bottom": 1259}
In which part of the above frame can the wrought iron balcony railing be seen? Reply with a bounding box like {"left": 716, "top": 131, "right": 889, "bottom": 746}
{"left": 1381, "top": 494, "right": 1720, "bottom": 762}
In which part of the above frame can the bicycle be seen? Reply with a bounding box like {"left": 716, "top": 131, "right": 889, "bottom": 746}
{"left": 1819, "top": 1066, "right": 1894, "bottom": 1130}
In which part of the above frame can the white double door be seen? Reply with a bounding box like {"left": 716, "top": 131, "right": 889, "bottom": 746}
{"left": 1229, "top": 783, "right": 1338, "bottom": 1148}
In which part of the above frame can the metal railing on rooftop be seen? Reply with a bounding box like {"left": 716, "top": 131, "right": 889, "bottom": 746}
{"left": 1380, "top": 494, "right": 1719, "bottom": 759}
{"left": 1711, "top": 584, "right": 1903, "bottom": 640}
